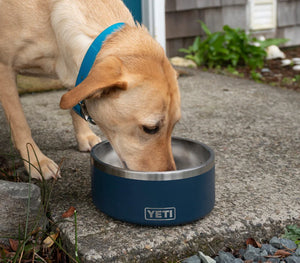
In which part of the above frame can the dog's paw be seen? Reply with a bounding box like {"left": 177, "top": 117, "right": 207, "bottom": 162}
{"left": 77, "top": 134, "right": 101, "bottom": 152}
{"left": 25, "top": 157, "right": 61, "bottom": 180}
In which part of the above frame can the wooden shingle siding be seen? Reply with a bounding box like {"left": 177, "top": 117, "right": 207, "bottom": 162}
{"left": 176, "top": 0, "right": 221, "bottom": 10}
{"left": 203, "top": 8, "right": 224, "bottom": 33}
{"left": 166, "top": 37, "right": 196, "bottom": 60}
{"left": 277, "top": 26, "right": 300, "bottom": 46}
{"left": 165, "top": 0, "right": 248, "bottom": 57}
{"left": 222, "top": 5, "right": 247, "bottom": 28}
{"left": 166, "top": 0, "right": 248, "bottom": 11}
{"left": 222, "top": 0, "right": 247, "bottom": 6}
{"left": 166, "top": 0, "right": 300, "bottom": 57}
{"left": 165, "top": 0, "right": 176, "bottom": 12}
{"left": 166, "top": 9, "right": 204, "bottom": 39}
{"left": 297, "top": 1, "right": 300, "bottom": 24}
{"left": 277, "top": 0, "right": 297, "bottom": 27}
{"left": 277, "top": 0, "right": 300, "bottom": 46}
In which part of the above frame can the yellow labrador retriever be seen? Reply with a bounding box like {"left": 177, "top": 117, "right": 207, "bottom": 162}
{"left": 0, "top": 0, "right": 181, "bottom": 180}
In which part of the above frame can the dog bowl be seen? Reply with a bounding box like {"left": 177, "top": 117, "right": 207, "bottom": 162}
{"left": 91, "top": 137, "right": 215, "bottom": 226}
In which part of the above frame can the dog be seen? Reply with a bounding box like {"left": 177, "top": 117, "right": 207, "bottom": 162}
{"left": 0, "top": 0, "right": 181, "bottom": 180}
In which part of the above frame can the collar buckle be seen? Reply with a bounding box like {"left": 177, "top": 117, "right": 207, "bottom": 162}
{"left": 79, "top": 101, "right": 96, "bottom": 125}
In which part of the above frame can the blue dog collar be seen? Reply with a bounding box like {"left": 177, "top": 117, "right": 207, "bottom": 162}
{"left": 73, "top": 22, "right": 125, "bottom": 124}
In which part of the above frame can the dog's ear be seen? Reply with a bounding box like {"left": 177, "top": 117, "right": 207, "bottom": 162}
{"left": 60, "top": 56, "right": 127, "bottom": 109}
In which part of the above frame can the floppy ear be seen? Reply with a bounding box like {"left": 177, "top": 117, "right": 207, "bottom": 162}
{"left": 60, "top": 56, "right": 127, "bottom": 109}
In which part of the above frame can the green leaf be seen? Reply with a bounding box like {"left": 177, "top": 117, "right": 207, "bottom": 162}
{"left": 192, "top": 36, "right": 201, "bottom": 52}
{"left": 283, "top": 224, "right": 300, "bottom": 242}
{"left": 194, "top": 54, "right": 203, "bottom": 66}
{"left": 218, "top": 48, "right": 229, "bottom": 55}
{"left": 178, "top": 21, "right": 287, "bottom": 71}
{"left": 179, "top": 48, "right": 191, "bottom": 54}
{"left": 258, "top": 38, "right": 289, "bottom": 49}
{"left": 208, "top": 32, "right": 222, "bottom": 46}
{"left": 199, "top": 20, "right": 211, "bottom": 36}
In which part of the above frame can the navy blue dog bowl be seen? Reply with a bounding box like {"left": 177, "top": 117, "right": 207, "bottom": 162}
{"left": 91, "top": 137, "right": 215, "bottom": 226}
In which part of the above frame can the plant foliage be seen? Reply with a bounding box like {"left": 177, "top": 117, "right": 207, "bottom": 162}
{"left": 282, "top": 225, "right": 300, "bottom": 247}
{"left": 180, "top": 21, "right": 288, "bottom": 70}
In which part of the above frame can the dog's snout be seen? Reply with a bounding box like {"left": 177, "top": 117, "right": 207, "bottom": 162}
{"left": 167, "top": 159, "right": 176, "bottom": 171}
{"left": 123, "top": 155, "right": 176, "bottom": 172}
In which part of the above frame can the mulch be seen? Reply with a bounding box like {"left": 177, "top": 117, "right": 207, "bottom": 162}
{"left": 238, "top": 46, "right": 300, "bottom": 92}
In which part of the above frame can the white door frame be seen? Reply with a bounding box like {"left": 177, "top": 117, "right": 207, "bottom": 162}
{"left": 142, "top": 0, "right": 166, "bottom": 51}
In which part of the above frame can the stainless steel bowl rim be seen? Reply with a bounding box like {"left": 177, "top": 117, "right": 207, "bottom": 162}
{"left": 91, "top": 137, "right": 215, "bottom": 181}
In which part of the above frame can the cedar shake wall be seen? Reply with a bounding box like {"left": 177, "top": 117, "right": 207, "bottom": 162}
{"left": 165, "top": 0, "right": 300, "bottom": 57}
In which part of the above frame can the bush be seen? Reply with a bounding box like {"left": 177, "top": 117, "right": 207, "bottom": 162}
{"left": 180, "top": 21, "right": 288, "bottom": 70}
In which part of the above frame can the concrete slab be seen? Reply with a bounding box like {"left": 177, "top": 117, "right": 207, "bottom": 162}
{"left": 0, "top": 70, "right": 299, "bottom": 262}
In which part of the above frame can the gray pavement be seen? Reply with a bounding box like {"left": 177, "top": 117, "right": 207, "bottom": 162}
{"left": 0, "top": 70, "right": 299, "bottom": 262}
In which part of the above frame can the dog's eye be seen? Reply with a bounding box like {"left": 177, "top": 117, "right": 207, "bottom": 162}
{"left": 142, "top": 125, "right": 160, "bottom": 135}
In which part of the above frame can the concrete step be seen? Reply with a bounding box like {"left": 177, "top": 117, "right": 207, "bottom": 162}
{"left": 0, "top": 70, "right": 299, "bottom": 262}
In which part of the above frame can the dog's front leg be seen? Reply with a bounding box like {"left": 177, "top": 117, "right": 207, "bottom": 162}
{"left": 0, "top": 64, "right": 60, "bottom": 180}
{"left": 70, "top": 110, "right": 101, "bottom": 152}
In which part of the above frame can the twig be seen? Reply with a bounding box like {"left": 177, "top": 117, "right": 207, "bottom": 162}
{"left": 18, "top": 248, "right": 24, "bottom": 263}
{"left": 281, "top": 244, "right": 296, "bottom": 253}
{"left": 34, "top": 252, "right": 47, "bottom": 263}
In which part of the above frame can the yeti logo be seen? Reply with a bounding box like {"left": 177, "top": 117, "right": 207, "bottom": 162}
{"left": 144, "top": 207, "right": 176, "bottom": 221}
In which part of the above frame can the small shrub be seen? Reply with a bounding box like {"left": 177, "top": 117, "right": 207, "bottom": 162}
{"left": 180, "top": 21, "right": 288, "bottom": 70}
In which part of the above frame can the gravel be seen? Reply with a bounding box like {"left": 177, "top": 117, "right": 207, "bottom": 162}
{"left": 183, "top": 236, "right": 300, "bottom": 263}
{"left": 270, "top": 237, "right": 298, "bottom": 250}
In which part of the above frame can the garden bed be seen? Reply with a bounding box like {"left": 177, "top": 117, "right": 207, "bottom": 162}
{"left": 200, "top": 46, "right": 300, "bottom": 92}
{"left": 238, "top": 46, "right": 300, "bottom": 91}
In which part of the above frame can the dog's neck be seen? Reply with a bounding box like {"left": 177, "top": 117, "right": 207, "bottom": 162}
{"left": 52, "top": 23, "right": 95, "bottom": 87}
{"left": 73, "top": 23, "right": 125, "bottom": 124}
{"left": 50, "top": 0, "right": 135, "bottom": 87}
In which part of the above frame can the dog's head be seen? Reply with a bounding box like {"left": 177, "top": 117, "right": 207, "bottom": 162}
{"left": 60, "top": 28, "right": 181, "bottom": 171}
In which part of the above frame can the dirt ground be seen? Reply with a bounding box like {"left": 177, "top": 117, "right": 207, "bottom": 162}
{"left": 239, "top": 46, "right": 300, "bottom": 91}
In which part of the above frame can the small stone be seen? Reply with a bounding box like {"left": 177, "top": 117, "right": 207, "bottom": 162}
{"left": 182, "top": 255, "right": 201, "bottom": 263}
{"left": 170, "top": 57, "right": 197, "bottom": 68}
{"left": 244, "top": 245, "right": 261, "bottom": 261}
{"left": 270, "top": 237, "right": 297, "bottom": 250}
{"left": 266, "top": 45, "right": 286, "bottom": 59}
{"left": 216, "top": 251, "right": 236, "bottom": 263}
{"left": 239, "top": 248, "right": 246, "bottom": 257}
{"left": 292, "top": 65, "right": 300, "bottom": 71}
{"left": 261, "top": 68, "right": 271, "bottom": 73}
{"left": 295, "top": 247, "right": 300, "bottom": 256}
{"left": 234, "top": 259, "right": 243, "bottom": 263}
{"left": 281, "top": 59, "right": 292, "bottom": 66}
{"left": 292, "top": 58, "right": 300, "bottom": 65}
{"left": 256, "top": 249, "right": 268, "bottom": 262}
{"left": 280, "top": 239, "right": 297, "bottom": 250}
{"left": 286, "top": 256, "right": 300, "bottom": 263}
{"left": 266, "top": 258, "right": 280, "bottom": 263}
{"left": 198, "top": 251, "right": 216, "bottom": 263}
{"left": 261, "top": 244, "right": 277, "bottom": 255}
{"left": 0, "top": 180, "right": 47, "bottom": 240}
{"left": 270, "top": 237, "right": 282, "bottom": 249}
